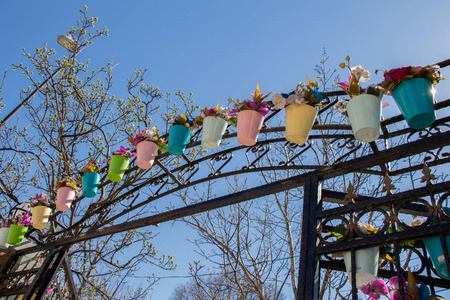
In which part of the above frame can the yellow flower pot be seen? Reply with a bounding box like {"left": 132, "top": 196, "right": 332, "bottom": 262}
{"left": 285, "top": 104, "right": 318, "bottom": 144}
{"left": 32, "top": 206, "right": 52, "bottom": 230}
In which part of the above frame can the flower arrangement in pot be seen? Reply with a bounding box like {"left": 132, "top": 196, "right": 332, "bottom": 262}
{"left": 56, "top": 178, "right": 79, "bottom": 212}
{"left": 30, "top": 193, "right": 54, "bottom": 230}
{"left": 107, "top": 146, "right": 136, "bottom": 182}
{"left": 79, "top": 161, "right": 102, "bottom": 198}
{"left": 0, "top": 221, "right": 11, "bottom": 248}
{"left": 128, "top": 126, "right": 167, "bottom": 169}
{"left": 194, "top": 104, "right": 237, "bottom": 149}
{"left": 272, "top": 77, "right": 323, "bottom": 144}
{"left": 168, "top": 115, "right": 196, "bottom": 156}
{"left": 232, "top": 84, "right": 270, "bottom": 146}
{"left": 331, "top": 222, "right": 380, "bottom": 288}
{"left": 7, "top": 213, "right": 31, "bottom": 246}
{"left": 360, "top": 270, "right": 443, "bottom": 300}
{"left": 335, "top": 56, "right": 386, "bottom": 143}
{"left": 378, "top": 64, "right": 445, "bottom": 129}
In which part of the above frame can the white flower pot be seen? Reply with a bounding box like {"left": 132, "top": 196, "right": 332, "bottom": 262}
{"left": 202, "top": 116, "right": 228, "bottom": 149}
{"left": 346, "top": 94, "right": 381, "bottom": 143}
{"left": 342, "top": 246, "right": 379, "bottom": 288}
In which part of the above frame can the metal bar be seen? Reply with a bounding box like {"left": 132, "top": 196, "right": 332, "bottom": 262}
{"left": 24, "top": 248, "right": 67, "bottom": 300}
{"left": 154, "top": 159, "right": 183, "bottom": 186}
{"left": 296, "top": 177, "right": 320, "bottom": 300}
{"left": 317, "top": 223, "right": 450, "bottom": 254}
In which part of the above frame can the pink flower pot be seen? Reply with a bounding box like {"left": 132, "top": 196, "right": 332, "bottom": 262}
{"left": 56, "top": 187, "right": 76, "bottom": 212}
{"left": 136, "top": 141, "right": 158, "bottom": 169}
{"left": 237, "top": 110, "right": 264, "bottom": 146}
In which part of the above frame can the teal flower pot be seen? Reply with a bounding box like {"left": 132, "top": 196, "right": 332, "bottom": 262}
{"left": 423, "top": 235, "right": 450, "bottom": 279}
{"left": 168, "top": 125, "right": 192, "bottom": 156}
{"left": 82, "top": 172, "right": 101, "bottom": 198}
{"left": 392, "top": 78, "right": 436, "bottom": 129}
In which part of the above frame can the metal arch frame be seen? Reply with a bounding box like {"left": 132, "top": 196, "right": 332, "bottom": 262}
{"left": 1, "top": 59, "right": 450, "bottom": 299}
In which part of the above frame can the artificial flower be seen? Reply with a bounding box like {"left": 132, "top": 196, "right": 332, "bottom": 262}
{"left": 389, "top": 277, "right": 411, "bottom": 300}
{"left": 230, "top": 84, "right": 271, "bottom": 116}
{"left": 112, "top": 146, "right": 137, "bottom": 159}
{"left": 378, "top": 65, "right": 445, "bottom": 94}
{"left": 128, "top": 127, "right": 168, "bottom": 152}
{"left": 360, "top": 279, "right": 389, "bottom": 300}
{"left": 337, "top": 56, "right": 384, "bottom": 99}
{"left": 194, "top": 104, "right": 237, "bottom": 127}
{"left": 271, "top": 93, "right": 286, "bottom": 110}
{"left": 56, "top": 178, "right": 79, "bottom": 191}
{"left": 79, "top": 161, "right": 102, "bottom": 175}
{"left": 29, "top": 193, "right": 53, "bottom": 208}
{"left": 11, "top": 213, "right": 32, "bottom": 227}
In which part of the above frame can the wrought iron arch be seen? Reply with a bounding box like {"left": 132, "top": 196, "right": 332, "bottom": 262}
{"left": 2, "top": 59, "right": 450, "bottom": 300}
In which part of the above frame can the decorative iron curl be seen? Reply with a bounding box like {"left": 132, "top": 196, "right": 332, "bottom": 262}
{"left": 242, "top": 143, "right": 271, "bottom": 170}
{"left": 317, "top": 215, "right": 350, "bottom": 246}
{"left": 208, "top": 151, "right": 233, "bottom": 177}
{"left": 407, "top": 123, "right": 450, "bottom": 141}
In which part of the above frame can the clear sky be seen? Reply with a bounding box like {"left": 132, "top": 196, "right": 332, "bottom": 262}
{"left": 2, "top": 1, "right": 450, "bottom": 299}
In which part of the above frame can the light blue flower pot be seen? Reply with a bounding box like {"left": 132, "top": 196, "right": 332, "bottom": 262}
{"left": 202, "top": 116, "right": 228, "bottom": 149}
{"left": 346, "top": 94, "right": 381, "bottom": 143}
{"left": 391, "top": 78, "right": 436, "bottom": 129}
{"left": 168, "top": 125, "right": 192, "bottom": 156}
{"left": 423, "top": 235, "right": 450, "bottom": 279}
{"left": 0, "top": 227, "right": 10, "bottom": 248}
{"left": 82, "top": 172, "right": 101, "bottom": 198}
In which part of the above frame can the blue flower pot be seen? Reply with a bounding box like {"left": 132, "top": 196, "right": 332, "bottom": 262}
{"left": 391, "top": 78, "right": 436, "bottom": 129}
{"left": 168, "top": 125, "right": 192, "bottom": 156}
{"left": 82, "top": 172, "right": 101, "bottom": 198}
{"left": 423, "top": 235, "right": 450, "bottom": 279}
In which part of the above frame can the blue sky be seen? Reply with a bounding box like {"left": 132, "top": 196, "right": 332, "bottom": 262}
{"left": 2, "top": 1, "right": 450, "bottom": 299}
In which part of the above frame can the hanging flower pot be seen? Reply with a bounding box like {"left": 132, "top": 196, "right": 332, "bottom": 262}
{"left": 82, "top": 172, "right": 101, "bottom": 198}
{"left": 202, "top": 116, "right": 228, "bottom": 149}
{"left": 346, "top": 94, "right": 381, "bottom": 143}
{"left": 423, "top": 235, "right": 450, "bottom": 279}
{"left": 32, "top": 206, "right": 52, "bottom": 230}
{"left": 391, "top": 78, "right": 436, "bottom": 129}
{"left": 342, "top": 246, "right": 379, "bottom": 288}
{"left": 129, "top": 127, "right": 167, "bottom": 169}
{"left": 7, "top": 224, "right": 28, "bottom": 246}
{"left": 0, "top": 224, "right": 10, "bottom": 248}
{"left": 136, "top": 141, "right": 158, "bottom": 169}
{"left": 168, "top": 125, "right": 192, "bottom": 156}
{"left": 285, "top": 104, "right": 318, "bottom": 144}
{"left": 108, "top": 155, "right": 130, "bottom": 182}
{"left": 56, "top": 187, "right": 76, "bottom": 212}
{"left": 237, "top": 110, "right": 265, "bottom": 146}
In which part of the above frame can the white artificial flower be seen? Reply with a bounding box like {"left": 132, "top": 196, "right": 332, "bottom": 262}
{"left": 286, "top": 94, "right": 298, "bottom": 106}
{"left": 271, "top": 93, "right": 286, "bottom": 110}
{"left": 351, "top": 65, "right": 371, "bottom": 82}
{"left": 357, "top": 223, "right": 377, "bottom": 235}
{"left": 409, "top": 217, "right": 424, "bottom": 227}
{"left": 430, "top": 65, "right": 440, "bottom": 74}
{"left": 333, "top": 100, "right": 347, "bottom": 113}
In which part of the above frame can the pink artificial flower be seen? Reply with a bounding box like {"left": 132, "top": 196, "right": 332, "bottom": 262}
{"left": 389, "top": 277, "right": 410, "bottom": 300}
{"left": 360, "top": 279, "right": 389, "bottom": 300}
{"left": 385, "top": 66, "right": 412, "bottom": 82}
